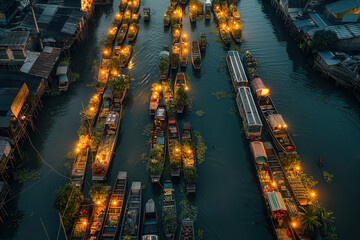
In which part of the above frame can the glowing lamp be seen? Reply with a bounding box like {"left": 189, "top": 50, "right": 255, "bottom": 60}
{"left": 94, "top": 95, "right": 98, "bottom": 99}
{"left": 193, "top": 5, "right": 196, "bottom": 9}
{"left": 227, "top": 27, "right": 230, "bottom": 31}
{"left": 104, "top": 50, "right": 108, "bottom": 54}
{"left": 78, "top": 143, "right": 81, "bottom": 147}
{"left": 216, "top": 6, "right": 219, "bottom": 10}
{"left": 97, "top": 201, "right": 101, "bottom": 205}
{"left": 83, "top": 221, "right": 87, "bottom": 225}
{"left": 187, "top": 150, "right": 191, "bottom": 153}
{"left": 96, "top": 155, "right": 99, "bottom": 158}
{"left": 185, "top": 86, "right": 189, "bottom": 90}
{"left": 272, "top": 182, "right": 276, "bottom": 186}
{"left": 284, "top": 124, "right": 287, "bottom": 128}
{"left": 101, "top": 70, "right": 105, "bottom": 74}
{"left": 76, "top": 148, "right": 80, "bottom": 152}
{"left": 116, "top": 13, "right": 121, "bottom": 18}
{"left": 296, "top": 166, "right": 300, "bottom": 171}
{"left": 90, "top": 107, "right": 95, "bottom": 111}
{"left": 175, "top": 148, "right": 179, "bottom": 152}
{"left": 278, "top": 124, "right": 281, "bottom": 128}
{"left": 310, "top": 191, "right": 316, "bottom": 197}
{"left": 261, "top": 88, "right": 269, "bottom": 96}
{"left": 292, "top": 222, "right": 297, "bottom": 228}
{"left": 236, "top": 24, "right": 239, "bottom": 29}
{"left": 113, "top": 201, "right": 117, "bottom": 205}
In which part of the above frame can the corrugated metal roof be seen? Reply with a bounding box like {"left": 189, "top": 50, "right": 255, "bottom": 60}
{"left": 227, "top": 51, "right": 248, "bottom": 84}
{"left": 294, "top": 19, "right": 317, "bottom": 31}
{"left": 0, "top": 71, "right": 42, "bottom": 94}
{"left": 326, "top": 0, "right": 360, "bottom": 15}
{"left": 237, "top": 87, "right": 262, "bottom": 126}
{"left": 318, "top": 51, "right": 339, "bottom": 66}
{"left": 309, "top": 14, "right": 329, "bottom": 29}
{"left": 0, "top": 31, "right": 30, "bottom": 47}
{"left": 307, "top": 23, "right": 360, "bottom": 39}
{"left": 38, "top": 5, "right": 58, "bottom": 23}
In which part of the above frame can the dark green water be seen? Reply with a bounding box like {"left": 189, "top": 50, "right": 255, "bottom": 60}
{"left": 1, "top": 0, "right": 359, "bottom": 239}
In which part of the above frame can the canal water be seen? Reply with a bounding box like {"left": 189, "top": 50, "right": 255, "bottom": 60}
{"left": 1, "top": 0, "right": 359, "bottom": 239}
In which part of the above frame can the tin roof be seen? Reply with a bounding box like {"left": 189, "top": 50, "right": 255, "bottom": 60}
{"left": 0, "top": 31, "right": 30, "bottom": 47}
{"left": 307, "top": 23, "right": 360, "bottom": 40}
{"left": 326, "top": 0, "right": 360, "bottom": 15}
{"left": 318, "top": 51, "right": 338, "bottom": 66}
{"left": 227, "top": 51, "right": 248, "bottom": 84}
{"left": 237, "top": 87, "right": 262, "bottom": 126}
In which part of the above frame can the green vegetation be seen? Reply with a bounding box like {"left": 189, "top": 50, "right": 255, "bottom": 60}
{"left": 311, "top": 30, "right": 338, "bottom": 51}
{"left": 13, "top": 168, "right": 40, "bottom": 183}
{"left": 175, "top": 84, "right": 188, "bottom": 107}
{"left": 147, "top": 144, "right": 165, "bottom": 175}
{"left": 53, "top": 183, "right": 83, "bottom": 230}
{"left": 170, "top": 52, "right": 179, "bottom": 66}
{"left": 196, "top": 110, "right": 205, "bottom": 117}
{"left": 194, "top": 131, "right": 207, "bottom": 164}
{"left": 194, "top": 56, "right": 201, "bottom": 65}
{"left": 184, "top": 167, "right": 197, "bottom": 184}
{"left": 59, "top": 58, "right": 70, "bottom": 66}
{"left": 169, "top": 141, "right": 182, "bottom": 168}
{"left": 110, "top": 74, "right": 130, "bottom": 98}
{"left": 143, "top": 123, "right": 153, "bottom": 136}
{"left": 179, "top": 199, "right": 198, "bottom": 222}
{"left": 89, "top": 183, "right": 110, "bottom": 204}
{"left": 323, "top": 170, "right": 334, "bottom": 183}
{"left": 162, "top": 207, "right": 177, "bottom": 234}
{"left": 159, "top": 59, "right": 170, "bottom": 74}
{"left": 165, "top": 99, "right": 177, "bottom": 116}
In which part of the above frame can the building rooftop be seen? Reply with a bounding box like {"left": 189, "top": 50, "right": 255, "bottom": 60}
{"left": 0, "top": 31, "right": 30, "bottom": 47}
{"left": 326, "top": 0, "right": 360, "bottom": 15}
{"left": 318, "top": 51, "right": 339, "bottom": 66}
{"left": 37, "top": 0, "right": 82, "bottom": 9}
{"left": 307, "top": 23, "right": 360, "bottom": 39}
{"left": 0, "top": 71, "right": 42, "bottom": 94}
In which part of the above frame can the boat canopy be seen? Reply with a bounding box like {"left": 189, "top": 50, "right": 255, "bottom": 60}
{"left": 105, "top": 111, "right": 118, "bottom": 125}
{"left": 159, "top": 50, "right": 169, "bottom": 59}
{"left": 267, "top": 191, "right": 287, "bottom": 212}
{"left": 250, "top": 141, "right": 267, "bottom": 164}
{"left": 59, "top": 74, "right": 68, "bottom": 83}
{"left": 268, "top": 114, "right": 287, "bottom": 130}
{"left": 227, "top": 51, "right": 248, "bottom": 86}
{"left": 205, "top": 0, "right": 211, "bottom": 7}
{"left": 103, "top": 88, "right": 113, "bottom": 99}
{"left": 237, "top": 87, "right": 262, "bottom": 127}
{"left": 155, "top": 107, "right": 166, "bottom": 120}
{"left": 251, "top": 78, "right": 269, "bottom": 97}
{"left": 56, "top": 66, "right": 68, "bottom": 75}
{"left": 145, "top": 199, "right": 155, "bottom": 213}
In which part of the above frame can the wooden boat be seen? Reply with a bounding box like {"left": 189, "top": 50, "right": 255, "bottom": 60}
{"left": 127, "top": 23, "right": 138, "bottom": 42}
{"left": 119, "top": 182, "right": 142, "bottom": 240}
{"left": 149, "top": 84, "right": 161, "bottom": 115}
{"left": 70, "top": 148, "right": 89, "bottom": 190}
{"left": 219, "top": 26, "right": 231, "bottom": 46}
{"left": 142, "top": 199, "right": 159, "bottom": 239}
{"left": 179, "top": 218, "right": 195, "bottom": 240}
{"left": 182, "top": 122, "right": 196, "bottom": 193}
{"left": 100, "top": 171, "right": 127, "bottom": 239}
{"left": 172, "top": 24, "right": 181, "bottom": 43}
{"left": 143, "top": 8, "right": 150, "bottom": 21}
{"left": 87, "top": 187, "right": 111, "bottom": 240}
{"left": 148, "top": 105, "right": 167, "bottom": 183}
{"left": 191, "top": 41, "right": 201, "bottom": 71}
{"left": 70, "top": 200, "right": 93, "bottom": 240}
{"left": 229, "top": 18, "right": 242, "bottom": 43}
{"left": 117, "top": 24, "right": 128, "bottom": 44}
{"left": 164, "top": 13, "right": 171, "bottom": 28}
{"left": 92, "top": 110, "right": 122, "bottom": 181}
{"left": 171, "top": 43, "right": 180, "bottom": 70}
{"left": 204, "top": 0, "right": 211, "bottom": 20}
{"left": 199, "top": 33, "right": 206, "bottom": 51}
{"left": 174, "top": 73, "right": 187, "bottom": 113}
{"left": 119, "top": 0, "right": 127, "bottom": 13}
{"left": 159, "top": 46, "right": 170, "bottom": 81}
{"left": 162, "top": 180, "right": 177, "bottom": 239}
{"left": 180, "top": 41, "right": 188, "bottom": 68}
{"left": 168, "top": 117, "right": 181, "bottom": 177}
{"left": 189, "top": 5, "right": 196, "bottom": 22}
{"left": 170, "top": 0, "right": 178, "bottom": 7}
{"left": 97, "top": 57, "right": 111, "bottom": 94}
{"left": 120, "top": 45, "right": 133, "bottom": 68}
{"left": 128, "top": 0, "right": 140, "bottom": 13}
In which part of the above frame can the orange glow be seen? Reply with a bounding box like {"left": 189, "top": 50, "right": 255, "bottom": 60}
{"left": 104, "top": 50, "right": 108, "bottom": 54}
{"left": 78, "top": 143, "right": 81, "bottom": 147}
{"left": 90, "top": 107, "right": 94, "bottom": 111}
{"left": 113, "top": 201, "right": 117, "bottom": 205}
{"left": 185, "top": 86, "right": 189, "bottom": 91}
{"left": 272, "top": 182, "right": 276, "bottom": 186}
{"left": 97, "top": 201, "right": 101, "bottom": 204}
{"left": 187, "top": 149, "right": 191, "bottom": 153}
{"left": 116, "top": 13, "right": 121, "bottom": 18}
{"left": 96, "top": 155, "right": 99, "bottom": 158}
{"left": 310, "top": 191, "right": 316, "bottom": 197}
{"left": 261, "top": 88, "right": 269, "bottom": 96}
{"left": 192, "top": 5, "right": 196, "bottom": 9}
{"left": 292, "top": 222, "right": 297, "bottom": 227}
{"left": 83, "top": 221, "right": 87, "bottom": 225}
{"left": 175, "top": 148, "right": 179, "bottom": 152}
{"left": 76, "top": 148, "right": 80, "bottom": 152}
{"left": 101, "top": 70, "right": 105, "bottom": 74}
{"left": 296, "top": 166, "right": 300, "bottom": 171}
{"left": 94, "top": 95, "right": 98, "bottom": 99}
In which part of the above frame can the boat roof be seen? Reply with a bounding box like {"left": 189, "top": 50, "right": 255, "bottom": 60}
{"left": 156, "top": 136, "right": 165, "bottom": 145}
{"left": 59, "top": 74, "right": 68, "bottom": 83}
{"left": 131, "top": 181, "right": 141, "bottom": 192}
{"left": 103, "top": 88, "right": 113, "bottom": 98}
{"left": 205, "top": 0, "right": 212, "bottom": 5}
{"left": 251, "top": 78, "right": 269, "bottom": 97}
{"left": 117, "top": 171, "right": 127, "bottom": 179}
{"left": 183, "top": 122, "right": 191, "bottom": 129}
{"left": 105, "top": 111, "right": 118, "bottom": 125}
{"left": 155, "top": 107, "right": 166, "bottom": 119}
{"left": 268, "top": 114, "right": 286, "bottom": 129}
{"left": 159, "top": 50, "right": 169, "bottom": 59}
{"left": 145, "top": 199, "right": 155, "bottom": 213}
{"left": 237, "top": 87, "right": 262, "bottom": 127}
{"left": 56, "top": 66, "right": 68, "bottom": 75}
{"left": 250, "top": 141, "right": 267, "bottom": 164}
{"left": 267, "top": 191, "right": 287, "bottom": 212}
{"left": 227, "top": 51, "right": 248, "bottom": 84}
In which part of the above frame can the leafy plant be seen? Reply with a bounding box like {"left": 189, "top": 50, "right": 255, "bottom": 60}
{"left": 169, "top": 141, "right": 182, "bottom": 168}
{"left": 311, "top": 30, "right": 338, "bottom": 51}
{"left": 298, "top": 206, "right": 321, "bottom": 236}
{"left": 159, "top": 59, "right": 170, "bottom": 74}
{"left": 323, "top": 170, "right": 334, "bottom": 183}
{"left": 196, "top": 110, "right": 205, "bottom": 116}
{"left": 162, "top": 207, "right": 177, "bottom": 234}
{"left": 89, "top": 183, "right": 110, "bottom": 204}
{"left": 194, "top": 131, "right": 207, "bottom": 164}
{"left": 175, "top": 84, "right": 188, "bottom": 107}
{"left": 165, "top": 99, "right": 176, "bottom": 116}
{"left": 147, "top": 144, "right": 165, "bottom": 175}
{"left": 194, "top": 57, "right": 201, "bottom": 65}
{"left": 179, "top": 199, "right": 198, "bottom": 222}
{"left": 184, "top": 167, "right": 197, "bottom": 184}
{"left": 110, "top": 75, "right": 130, "bottom": 97}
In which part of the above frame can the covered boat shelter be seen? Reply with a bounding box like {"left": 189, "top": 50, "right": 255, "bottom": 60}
{"left": 236, "top": 87, "right": 262, "bottom": 139}
{"left": 268, "top": 114, "right": 287, "bottom": 132}
{"left": 267, "top": 191, "right": 287, "bottom": 216}
{"left": 250, "top": 141, "right": 267, "bottom": 164}
{"left": 227, "top": 51, "right": 248, "bottom": 90}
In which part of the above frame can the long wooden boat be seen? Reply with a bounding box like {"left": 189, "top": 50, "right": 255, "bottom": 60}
{"left": 191, "top": 41, "right": 201, "bottom": 71}
{"left": 199, "top": 33, "right": 206, "bottom": 51}
{"left": 70, "top": 200, "right": 93, "bottom": 240}
{"left": 179, "top": 218, "right": 195, "bottom": 240}
{"left": 219, "top": 26, "right": 231, "bottom": 46}
{"left": 119, "top": 182, "right": 142, "bottom": 240}
{"left": 164, "top": 13, "right": 171, "bottom": 28}
{"left": 128, "top": 0, "right": 140, "bottom": 13}
{"left": 171, "top": 43, "right": 180, "bottom": 70}
{"left": 249, "top": 141, "right": 295, "bottom": 240}
{"left": 180, "top": 41, "right": 188, "bottom": 68}
{"left": 87, "top": 187, "right": 111, "bottom": 240}
{"left": 142, "top": 199, "right": 159, "bottom": 239}
{"left": 71, "top": 148, "right": 89, "bottom": 190}
{"left": 204, "top": 0, "right": 211, "bottom": 20}
{"left": 92, "top": 109, "right": 122, "bottom": 181}
{"left": 127, "top": 23, "right": 139, "bottom": 42}
{"left": 182, "top": 122, "right": 196, "bottom": 193}
{"left": 100, "top": 171, "right": 127, "bottom": 239}
{"left": 119, "top": 0, "right": 127, "bottom": 13}
{"left": 117, "top": 24, "right": 128, "bottom": 45}
{"left": 149, "top": 105, "right": 167, "bottom": 183}
{"left": 97, "top": 57, "right": 111, "bottom": 94}
{"left": 174, "top": 73, "right": 187, "bottom": 113}
{"left": 244, "top": 52, "right": 296, "bottom": 153}
{"left": 159, "top": 46, "right": 170, "bottom": 81}
{"left": 150, "top": 84, "right": 161, "bottom": 115}
{"left": 168, "top": 117, "right": 181, "bottom": 177}
{"left": 120, "top": 45, "right": 133, "bottom": 68}
{"left": 162, "top": 180, "right": 177, "bottom": 239}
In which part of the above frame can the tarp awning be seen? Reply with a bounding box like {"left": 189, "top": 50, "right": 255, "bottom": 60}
{"left": 268, "top": 191, "right": 287, "bottom": 212}
{"left": 268, "top": 114, "right": 286, "bottom": 129}
{"left": 250, "top": 141, "right": 267, "bottom": 164}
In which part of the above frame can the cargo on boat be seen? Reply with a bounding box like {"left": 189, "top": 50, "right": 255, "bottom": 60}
{"left": 162, "top": 79, "right": 174, "bottom": 114}
{"left": 143, "top": 8, "right": 150, "bottom": 21}
{"left": 249, "top": 75, "right": 296, "bottom": 153}
{"left": 168, "top": 117, "right": 181, "bottom": 177}
{"left": 101, "top": 171, "right": 127, "bottom": 239}
{"left": 119, "top": 0, "right": 127, "bottom": 13}
{"left": 226, "top": 51, "right": 248, "bottom": 89}
{"left": 171, "top": 43, "right": 180, "bottom": 70}
{"left": 117, "top": 24, "right": 129, "bottom": 45}
{"left": 229, "top": 18, "right": 242, "bottom": 43}
{"left": 219, "top": 24, "right": 231, "bottom": 46}
{"left": 123, "top": 10, "right": 131, "bottom": 24}
{"left": 159, "top": 46, "right": 170, "bottom": 80}
{"left": 131, "top": 13, "right": 140, "bottom": 23}
{"left": 204, "top": 0, "right": 211, "bottom": 20}
{"left": 189, "top": 4, "right": 197, "bottom": 22}
{"left": 119, "top": 182, "right": 142, "bottom": 240}
{"left": 191, "top": 41, "right": 201, "bottom": 71}
{"left": 71, "top": 148, "right": 89, "bottom": 190}
{"left": 179, "top": 218, "right": 195, "bottom": 240}
{"left": 162, "top": 180, "right": 177, "bottom": 239}
{"left": 229, "top": 4, "right": 240, "bottom": 20}
{"left": 180, "top": 41, "right": 188, "bottom": 68}
{"left": 119, "top": 45, "right": 133, "bottom": 68}
{"left": 128, "top": 0, "right": 140, "bottom": 13}
{"left": 148, "top": 105, "right": 167, "bottom": 183}
{"left": 182, "top": 122, "right": 196, "bottom": 193}
{"left": 235, "top": 86, "right": 263, "bottom": 139}
{"left": 70, "top": 200, "right": 93, "bottom": 240}
{"left": 142, "top": 199, "right": 159, "bottom": 239}
{"left": 97, "top": 57, "right": 111, "bottom": 94}
{"left": 199, "top": 33, "right": 206, "bottom": 51}
{"left": 150, "top": 83, "right": 162, "bottom": 115}
{"left": 92, "top": 110, "right": 122, "bottom": 181}
{"left": 174, "top": 72, "right": 188, "bottom": 113}
{"left": 172, "top": 24, "right": 181, "bottom": 43}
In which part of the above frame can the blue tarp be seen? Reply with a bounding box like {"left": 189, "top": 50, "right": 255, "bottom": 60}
{"left": 326, "top": 0, "right": 360, "bottom": 15}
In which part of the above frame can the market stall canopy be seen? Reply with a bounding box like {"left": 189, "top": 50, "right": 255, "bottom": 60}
{"left": 251, "top": 78, "right": 269, "bottom": 97}
{"left": 267, "top": 191, "right": 287, "bottom": 212}
{"left": 268, "top": 114, "right": 287, "bottom": 130}
{"left": 250, "top": 141, "right": 267, "bottom": 164}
